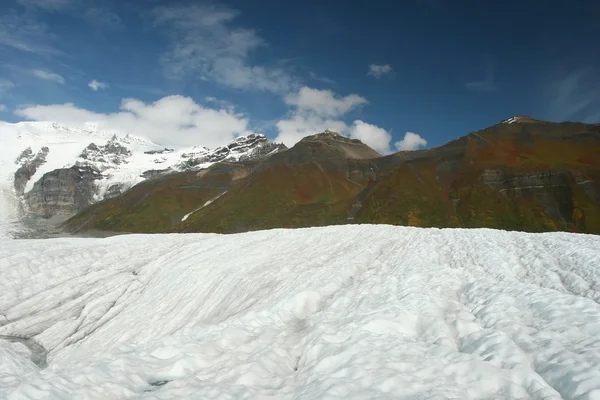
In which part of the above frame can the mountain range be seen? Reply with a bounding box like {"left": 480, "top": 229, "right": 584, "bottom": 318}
{"left": 1, "top": 117, "right": 599, "bottom": 237}
{"left": 58, "top": 116, "right": 600, "bottom": 235}
{"left": 0, "top": 121, "right": 285, "bottom": 238}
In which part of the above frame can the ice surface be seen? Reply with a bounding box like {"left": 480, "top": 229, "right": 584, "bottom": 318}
{"left": 1, "top": 225, "right": 600, "bottom": 399}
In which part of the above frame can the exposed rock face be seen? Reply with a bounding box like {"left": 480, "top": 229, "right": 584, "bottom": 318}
{"left": 14, "top": 147, "right": 49, "bottom": 196}
{"left": 25, "top": 166, "right": 102, "bottom": 217}
{"left": 140, "top": 169, "right": 171, "bottom": 180}
{"left": 179, "top": 134, "right": 286, "bottom": 169}
{"left": 105, "top": 184, "right": 124, "bottom": 199}
{"left": 576, "top": 175, "right": 600, "bottom": 202}
{"left": 481, "top": 169, "right": 577, "bottom": 222}
{"left": 481, "top": 169, "right": 572, "bottom": 191}
{"left": 15, "top": 147, "right": 34, "bottom": 164}
{"left": 79, "top": 136, "right": 132, "bottom": 167}
{"left": 144, "top": 148, "right": 174, "bottom": 155}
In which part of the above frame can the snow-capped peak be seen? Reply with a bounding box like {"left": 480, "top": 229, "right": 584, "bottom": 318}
{"left": 0, "top": 121, "right": 287, "bottom": 237}
{"left": 501, "top": 116, "right": 539, "bottom": 125}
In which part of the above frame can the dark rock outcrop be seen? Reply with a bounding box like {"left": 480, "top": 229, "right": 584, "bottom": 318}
{"left": 14, "top": 147, "right": 49, "bottom": 196}
{"left": 79, "top": 136, "right": 131, "bottom": 166}
{"left": 144, "top": 148, "right": 174, "bottom": 155}
{"left": 140, "top": 169, "right": 171, "bottom": 180}
{"left": 481, "top": 169, "right": 577, "bottom": 222}
{"left": 25, "top": 166, "right": 102, "bottom": 217}
{"left": 14, "top": 147, "right": 34, "bottom": 164}
{"left": 105, "top": 184, "right": 123, "bottom": 199}
{"left": 179, "top": 134, "right": 286, "bottom": 168}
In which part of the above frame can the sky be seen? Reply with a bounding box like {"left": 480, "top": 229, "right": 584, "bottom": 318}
{"left": 0, "top": 0, "right": 599, "bottom": 153}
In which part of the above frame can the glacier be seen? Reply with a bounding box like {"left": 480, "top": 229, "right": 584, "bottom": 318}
{"left": 0, "top": 121, "right": 283, "bottom": 238}
{"left": 1, "top": 225, "right": 600, "bottom": 399}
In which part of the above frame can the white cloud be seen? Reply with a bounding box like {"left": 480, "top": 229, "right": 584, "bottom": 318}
{"left": 395, "top": 132, "right": 428, "bottom": 151}
{"left": 367, "top": 64, "right": 393, "bottom": 79}
{"left": 0, "top": 104, "right": 7, "bottom": 112}
{"left": 275, "top": 86, "right": 394, "bottom": 154}
{"left": 275, "top": 114, "right": 348, "bottom": 149}
{"left": 88, "top": 80, "right": 108, "bottom": 91}
{"left": 14, "top": 95, "right": 254, "bottom": 149}
{"left": 284, "top": 87, "right": 367, "bottom": 118}
{"left": 31, "top": 69, "right": 65, "bottom": 84}
{"left": 348, "top": 120, "right": 393, "bottom": 154}
{"left": 153, "top": 5, "right": 295, "bottom": 94}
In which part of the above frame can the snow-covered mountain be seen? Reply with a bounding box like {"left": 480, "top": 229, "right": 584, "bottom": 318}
{"left": 1, "top": 225, "right": 599, "bottom": 398}
{"left": 0, "top": 121, "right": 286, "bottom": 237}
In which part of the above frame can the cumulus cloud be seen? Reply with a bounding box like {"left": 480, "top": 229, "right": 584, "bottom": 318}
{"left": 154, "top": 4, "right": 295, "bottom": 94}
{"left": 348, "top": 120, "right": 393, "bottom": 154}
{"left": 275, "top": 114, "right": 348, "bottom": 149}
{"left": 284, "top": 87, "right": 367, "bottom": 117}
{"left": 88, "top": 80, "right": 108, "bottom": 91}
{"left": 395, "top": 132, "right": 428, "bottom": 151}
{"left": 31, "top": 69, "right": 65, "bottom": 84}
{"left": 367, "top": 64, "right": 393, "bottom": 79}
{"left": 275, "top": 86, "right": 394, "bottom": 154}
{"left": 14, "top": 95, "right": 254, "bottom": 149}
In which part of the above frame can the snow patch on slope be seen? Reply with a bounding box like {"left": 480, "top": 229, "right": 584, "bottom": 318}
{"left": 181, "top": 191, "right": 228, "bottom": 221}
{"left": 501, "top": 116, "right": 540, "bottom": 124}
{"left": 1, "top": 225, "right": 600, "bottom": 398}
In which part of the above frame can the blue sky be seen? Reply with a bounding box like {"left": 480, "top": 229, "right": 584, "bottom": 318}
{"left": 1, "top": 0, "right": 599, "bottom": 152}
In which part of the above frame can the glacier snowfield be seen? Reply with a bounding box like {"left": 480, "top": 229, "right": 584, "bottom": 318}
{"left": 1, "top": 225, "right": 600, "bottom": 399}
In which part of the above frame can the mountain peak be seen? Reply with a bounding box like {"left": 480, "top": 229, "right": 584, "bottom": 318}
{"left": 501, "top": 116, "right": 543, "bottom": 124}
{"left": 301, "top": 130, "right": 357, "bottom": 144}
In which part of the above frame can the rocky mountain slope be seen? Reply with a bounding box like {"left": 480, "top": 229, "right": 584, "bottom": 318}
{"left": 0, "top": 121, "right": 285, "bottom": 237}
{"left": 63, "top": 117, "right": 600, "bottom": 235}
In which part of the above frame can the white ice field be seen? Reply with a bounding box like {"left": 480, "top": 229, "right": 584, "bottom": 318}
{"left": 1, "top": 225, "right": 599, "bottom": 399}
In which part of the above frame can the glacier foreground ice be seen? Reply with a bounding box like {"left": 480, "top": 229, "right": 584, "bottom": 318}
{"left": 1, "top": 225, "right": 600, "bottom": 399}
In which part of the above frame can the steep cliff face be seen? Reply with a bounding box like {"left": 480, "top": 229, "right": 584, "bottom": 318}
{"left": 79, "top": 137, "right": 132, "bottom": 165}
{"left": 178, "top": 134, "right": 286, "bottom": 169}
{"left": 14, "top": 147, "right": 49, "bottom": 196}
{"left": 25, "top": 166, "right": 103, "bottom": 218}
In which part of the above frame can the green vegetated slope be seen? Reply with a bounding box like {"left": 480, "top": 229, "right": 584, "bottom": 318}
{"left": 64, "top": 120, "right": 600, "bottom": 235}
{"left": 175, "top": 163, "right": 364, "bottom": 233}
